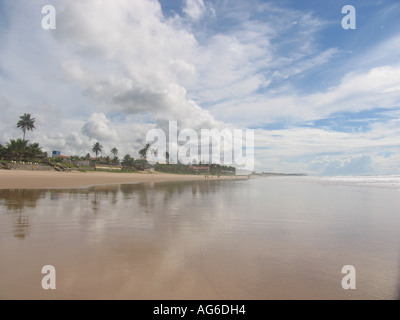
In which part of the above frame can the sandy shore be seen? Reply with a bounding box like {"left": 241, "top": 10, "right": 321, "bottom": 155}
{"left": 0, "top": 170, "right": 245, "bottom": 189}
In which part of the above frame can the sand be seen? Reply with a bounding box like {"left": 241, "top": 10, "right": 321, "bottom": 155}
{"left": 0, "top": 169, "right": 244, "bottom": 189}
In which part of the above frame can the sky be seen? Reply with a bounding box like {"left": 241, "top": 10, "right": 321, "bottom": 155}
{"left": 0, "top": 0, "right": 400, "bottom": 175}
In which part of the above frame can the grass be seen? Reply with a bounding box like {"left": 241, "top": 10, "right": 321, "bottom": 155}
{"left": 58, "top": 163, "right": 76, "bottom": 168}
{"left": 93, "top": 169, "right": 138, "bottom": 173}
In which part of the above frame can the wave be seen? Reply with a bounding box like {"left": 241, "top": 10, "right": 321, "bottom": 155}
{"left": 308, "top": 175, "right": 400, "bottom": 190}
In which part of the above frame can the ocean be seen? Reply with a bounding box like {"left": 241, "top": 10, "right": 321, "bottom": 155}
{"left": 1, "top": 175, "right": 399, "bottom": 299}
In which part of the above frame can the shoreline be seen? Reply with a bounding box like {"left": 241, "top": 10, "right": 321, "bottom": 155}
{"left": 0, "top": 169, "right": 247, "bottom": 190}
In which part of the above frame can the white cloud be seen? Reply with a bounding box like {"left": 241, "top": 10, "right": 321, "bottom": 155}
{"left": 308, "top": 155, "right": 373, "bottom": 176}
{"left": 81, "top": 113, "right": 118, "bottom": 142}
{"left": 0, "top": 0, "right": 399, "bottom": 175}
{"left": 183, "top": 0, "right": 206, "bottom": 21}
{"left": 253, "top": 117, "right": 400, "bottom": 174}
{"left": 53, "top": 0, "right": 224, "bottom": 132}
{"left": 211, "top": 63, "right": 400, "bottom": 126}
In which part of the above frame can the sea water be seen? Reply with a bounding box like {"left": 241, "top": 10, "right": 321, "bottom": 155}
{"left": 0, "top": 176, "right": 399, "bottom": 299}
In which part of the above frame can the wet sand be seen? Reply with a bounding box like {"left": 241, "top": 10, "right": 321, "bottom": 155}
{"left": 1, "top": 176, "right": 399, "bottom": 299}
{"left": 0, "top": 170, "right": 244, "bottom": 189}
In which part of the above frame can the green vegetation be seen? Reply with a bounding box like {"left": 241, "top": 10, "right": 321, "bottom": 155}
{"left": 94, "top": 168, "right": 137, "bottom": 173}
{"left": 154, "top": 163, "right": 236, "bottom": 175}
{"left": 0, "top": 143, "right": 5, "bottom": 159}
{"left": 155, "top": 163, "right": 196, "bottom": 174}
{"left": 139, "top": 143, "right": 151, "bottom": 159}
{"left": 165, "top": 151, "right": 170, "bottom": 164}
{"left": 111, "top": 147, "right": 118, "bottom": 157}
{"left": 16, "top": 113, "right": 36, "bottom": 141}
{"left": 208, "top": 164, "right": 236, "bottom": 175}
{"left": 92, "top": 142, "right": 103, "bottom": 158}
{"left": 0, "top": 114, "right": 45, "bottom": 163}
{"left": 133, "top": 159, "right": 151, "bottom": 171}
{"left": 52, "top": 156, "right": 64, "bottom": 163}
{"left": 1, "top": 114, "right": 238, "bottom": 176}
{"left": 57, "top": 163, "right": 76, "bottom": 168}
{"left": 121, "top": 154, "right": 135, "bottom": 168}
{"left": 111, "top": 147, "right": 120, "bottom": 165}
{"left": 0, "top": 139, "right": 46, "bottom": 161}
{"left": 119, "top": 155, "right": 147, "bottom": 171}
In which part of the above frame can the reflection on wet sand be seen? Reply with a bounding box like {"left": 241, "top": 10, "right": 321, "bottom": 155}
{"left": 0, "top": 180, "right": 223, "bottom": 299}
{"left": 0, "top": 178, "right": 400, "bottom": 299}
{"left": 0, "top": 189, "right": 47, "bottom": 211}
{"left": 0, "top": 189, "right": 47, "bottom": 239}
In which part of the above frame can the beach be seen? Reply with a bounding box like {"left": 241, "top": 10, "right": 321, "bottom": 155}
{"left": 0, "top": 170, "right": 244, "bottom": 189}
{"left": 1, "top": 175, "right": 400, "bottom": 299}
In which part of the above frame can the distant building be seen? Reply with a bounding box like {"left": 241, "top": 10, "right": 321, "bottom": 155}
{"left": 190, "top": 166, "right": 210, "bottom": 173}
{"left": 94, "top": 164, "right": 122, "bottom": 171}
{"left": 52, "top": 151, "right": 70, "bottom": 163}
{"left": 77, "top": 160, "right": 91, "bottom": 167}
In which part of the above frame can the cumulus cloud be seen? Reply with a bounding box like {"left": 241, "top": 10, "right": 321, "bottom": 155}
{"left": 53, "top": 0, "right": 225, "bottom": 133}
{"left": 52, "top": 0, "right": 338, "bottom": 130}
{"left": 1, "top": 0, "right": 399, "bottom": 175}
{"left": 81, "top": 113, "right": 118, "bottom": 142}
{"left": 211, "top": 64, "right": 400, "bottom": 126}
{"left": 183, "top": 0, "right": 206, "bottom": 21}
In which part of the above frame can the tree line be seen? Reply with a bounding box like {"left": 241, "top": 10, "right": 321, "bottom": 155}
{"left": 1, "top": 114, "right": 236, "bottom": 175}
{"left": 0, "top": 113, "right": 153, "bottom": 167}
{"left": 0, "top": 113, "right": 45, "bottom": 161}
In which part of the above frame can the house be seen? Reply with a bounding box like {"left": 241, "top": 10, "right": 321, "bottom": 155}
{"left": 94, "top": 164, "right": 122, "bottom": 171}
{"left": 52, "top": 150, "right": 61, "bottom": 157}
{"left": 52, "top": 151, "right": 70, "bottom": 162}
{"left": 190, "top": 166, "right": 210, "bottom": 174}
{"left": 76, "top": 160, "right": 91, "bottom": 166}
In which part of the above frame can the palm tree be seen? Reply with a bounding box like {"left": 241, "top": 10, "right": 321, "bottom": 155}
{"left": 27, "top": 142, "right": 42, "bottom": 160}
{"left": 111, "top": 147, "right": 118, "bottom": 157}
{"left": 17, "top": 113, "right": 36, "bottom": 141}
{"left": 0, "top": 143, "right": 6, "bottom": 160}
{"left": 112, "top": 156, "right": 120, "bottom": 165}
{"left": 139, "top": 143, "right": 151, "bottom": 159}
{"left": 92, "top": 142, "right": 103, "bottom": 158}
{"left": 111, "top": 148, "right": 119, "bottom": 165}
{"left": 6, "top": 139, "right": 28, "bottom": 161}
{"left": 121, "top": 154, "right": 134, "bottom": 168}
{"left": 165, "top": 151, "right": 170, "bottom": 164}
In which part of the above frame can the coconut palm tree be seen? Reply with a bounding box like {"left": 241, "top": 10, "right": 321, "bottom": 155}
{"left": 121, "top": 154, "right": 134, "bottom": 168}
{"left": 111, "top": 148, "right": 119, "bottom": 164}
{"left": 92, "top": 142, "right": 103, "bottom": 158}
{"left": 16, "top": 113, "right": 36, "bottom": 141}
{"left": 27, "top": 142, "right": 42, "bottom": 160}
{"left": 139, "top": 143, "right": 151, "bottom": 159}
{"left": 165, "top": 151, "right": 170, "bottom": 164}
{"left": 6, "top": 139, "right": 28, "bottom": 161}
{"left": 112, "top": 156, "right": 120, "bottom": 165}
{"left": 0, "top": 143, "right": 6, "bottom": 160}
{"left": 111, "top": 147, "right": 118, "bottom": 157}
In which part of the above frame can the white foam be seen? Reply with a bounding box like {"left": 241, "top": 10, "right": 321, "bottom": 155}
{"left": 310, "top": 175, "right": 400, "bottom": 190}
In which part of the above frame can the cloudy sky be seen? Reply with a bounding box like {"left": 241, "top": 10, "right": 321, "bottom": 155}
{"left": 0, "top": 0, "right": 400, "bottom": 175}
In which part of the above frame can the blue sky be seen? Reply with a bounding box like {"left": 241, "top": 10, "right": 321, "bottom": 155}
{"left": 0, "top": 0, "right": 400, "bottom": 175}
